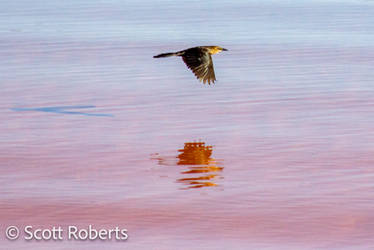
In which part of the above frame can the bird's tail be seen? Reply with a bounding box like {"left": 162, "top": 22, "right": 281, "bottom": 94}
{"left": 153, "top": 52, "right": 178, "bottom": 58}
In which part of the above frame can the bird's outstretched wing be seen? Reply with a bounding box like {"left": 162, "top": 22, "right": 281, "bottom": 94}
{"left": 182, "top": 49, "right": 216, "bottom": 84}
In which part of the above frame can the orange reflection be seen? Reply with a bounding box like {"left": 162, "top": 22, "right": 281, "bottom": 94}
{"left": 154, "top": 141, "right": 223, "bottom": 189}
{"left": 177, "top": 142, "right": 223, "bottom": 188}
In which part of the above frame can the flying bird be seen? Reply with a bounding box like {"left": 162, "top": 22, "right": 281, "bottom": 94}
{"left": 153, "top": 46, "right": 228, "bottom": 84}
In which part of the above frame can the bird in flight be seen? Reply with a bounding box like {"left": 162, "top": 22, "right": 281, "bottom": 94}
{"left": 153, "top": 46, "right": 228, "bottom": 84}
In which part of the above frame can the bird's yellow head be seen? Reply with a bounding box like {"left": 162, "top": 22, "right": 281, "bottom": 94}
{"left": 207, "top": 46, "right": 228, "bottom": 55}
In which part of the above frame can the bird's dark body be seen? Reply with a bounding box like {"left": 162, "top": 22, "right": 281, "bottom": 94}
{"left": 178, "top": 47, "right": 210, "bottom": 58}
{"left": 153, "top": 47, "right": 209, "bottom": 58}
{"left": 154, "top": 46, "right": 227, "bottom": 84}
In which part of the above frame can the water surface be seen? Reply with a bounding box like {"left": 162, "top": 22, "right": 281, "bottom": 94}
{"left": 1, "top": 0, "right": 374, "bottom": 249}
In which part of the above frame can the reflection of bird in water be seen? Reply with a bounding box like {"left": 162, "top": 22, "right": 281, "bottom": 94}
{"left": 153, "top": 46, "right": 228, "bottom": 84}
{"left": 151, "top": 141, "right": 223, "bottom": 189}
{"left": 177, "top": 142, "right": 213, "bottom": 165}
{"left": 176, "top": 142, "right": 223, "bottom": 189}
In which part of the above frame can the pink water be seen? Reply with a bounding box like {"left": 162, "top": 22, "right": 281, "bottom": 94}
{"left": 1, "top": 1, "right": 374, "bottom": 249}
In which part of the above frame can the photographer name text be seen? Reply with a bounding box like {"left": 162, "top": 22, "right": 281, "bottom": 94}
{"left": 5, "top": 225, "right": 128, "bottom": 241}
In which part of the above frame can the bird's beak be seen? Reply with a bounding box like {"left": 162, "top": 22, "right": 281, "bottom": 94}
{"left": 222, "top": 48, "right": 228, "bottom": 51}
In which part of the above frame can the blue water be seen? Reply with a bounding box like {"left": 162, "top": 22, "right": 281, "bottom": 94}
{"left": 1, "top": 0, "right": 374, "bottom": 44}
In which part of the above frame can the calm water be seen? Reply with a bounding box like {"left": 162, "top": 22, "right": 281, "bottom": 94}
{"left": 1, "top": 0, "right": 374, "bottom": 249}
